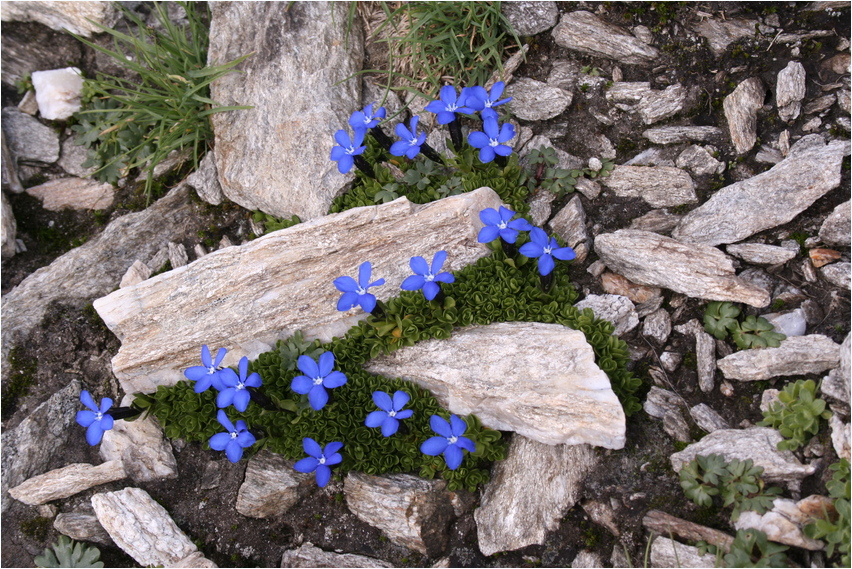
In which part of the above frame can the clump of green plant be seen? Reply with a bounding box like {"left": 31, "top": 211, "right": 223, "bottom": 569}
{"left": 804, "top": 458, "right": 850, "bottom": 567}
{"left": 250, "top": 212, "right": 301, "bottom": 237}
{"left": 34, "top": 536, "right": 104, "bottom": 568}
{"left": 757, "top": 379, "right": 832, "bottom": 451}
{"left": 702, "top": 302, "right": 786, "bottom": 349}
{"left": 722, "top": 528, "right": 789, "bottom": 568}
{"left": 679, "top": 454, "right": 783, "bottom": 521}
{"left": 521, "top": 146, "right": 614, "bottom": 198}
{"left": 70, "top": 2, "right": 251, "bottom": 201}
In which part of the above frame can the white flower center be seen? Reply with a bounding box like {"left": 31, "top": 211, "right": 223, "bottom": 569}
{"left": 230, "top": 431, "right": 238, "bottom": 440}
{"left": 313, "top": 377, "right": 323, "bottom": 386}
{"left": 95, "top": 412, "right": 103, "bottom": 421}
{"left": 207, "top": 366, "right": 216, "bottom": 374}
{"left": 408, "top": 136, "right": 419, "bottom": 145}
{"left": 345, "top": 144, "right": 356, "bottom": 155}
{"left": 388, "top": 410, "right": 397, "bottom": 417}
{"left": 544, "top": 245, "right": 553, "bottom": 255}
{"left": 497, "top": 220, "right": 507, "bottom": 230}
{"left": 319, "top": 456, "right": 326, "bottom": 465}
{"left": 448, "top": 436, "right": 458, "bottom": 444}
{"left": 425, "top": 273, "right": 435, "bottom": 282}
{"left": 447, "top": 103, "right": 458, "bottom": 112}
{"left": 236, "top": 382, "right": 245, "bottom": 390}
{"left": 488, "top": 138, "right": 499, "bottom": 147}
{"left": 356, "top": 286, "right": 366, "bottom": 295}
{"left": 485, "top": 100, "right": 494, "bottom": 108}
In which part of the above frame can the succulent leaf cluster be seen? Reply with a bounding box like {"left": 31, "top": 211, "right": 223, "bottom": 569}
{"left": 804, "top": 458, "right": 850, "bottom": 567}
{"left": 757, "top": 379, "right": 832, "bottom": 451}
{"left": 34, "top": 536, "right": 103, "bottom": 568}
{"left": 702, "top": 302, "right": 786, "bottom": 349}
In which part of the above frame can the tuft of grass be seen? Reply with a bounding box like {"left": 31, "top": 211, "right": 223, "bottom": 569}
{"left": 69, "top": 2, "right": 252, "bottom": 203}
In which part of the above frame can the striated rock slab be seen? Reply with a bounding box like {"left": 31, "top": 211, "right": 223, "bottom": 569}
{"left": 717, "top": 335, "right": 841, "bottom": 381}
{"left": 185, "top": 151, "right": 224, "bottom": 206}
{"left": 94, "top": 189, "right": 502, "bottom": 394}
{"left": 548, "top": 195, "right": 587, "bottom": 249}
{"left": 819, "top": 200, "right": 851, "bottom": 247}
{"left": 734, "top": 498, "right": 825, "bottom": 550}
{"left": 830, "top": 414, "right": 850, "bottom": 461}
{"left": 475, "top": 438, "right": 598, "bottom": 556}
{"left": 672, "top": 138, "right": 850, "bottom": 246}
{"left": 574, "top": 294, "right": 639, "bottom": 337}
{"left": 1, "top": 190, "right": 15, "bottom": 259}
{"left": 91, "top": 487, "right": 214, "bottom": 568}
{"left": 552, "top": 11, "right": 658, "bottom": 65}
{"left": 507, "top": 78, "right": 572, "bottom": 121}
{"left": 644, "top": 387, "right": 691, "bottom": 442}
{"left": 776, "top": 61, "right": 806, "bottom": 122}
{"left": 601, "top": 165, "right": 696, "bottom": 207}
{"left": 1, "top": 107, "right": 60, "bottom": 163}
{"left": 676, "top": 145, "right": 725, "bottom": 177}
{"left": 236, "top": 451, "right": 313, "bottom": 518}
{"left": 643, "top": 126, "right": 724, "bottom": 145}
{"left": 100, "top": 396, "right": 177, "bottom": 482}
{"left": 344, "top": 473, "right": 455, "bottom": 557}
{"left": 9, "top": 461, "right": 126, "bottom": 505}
{"left": 650, "top": 537, "right": 718, "bottom": 568}
{"left": 642, "top": 308, "right": 672, "bottom": 345}
{"left": 675, "top": 319, "right": 716, "bottom": 393}
{"left": 606, "top": 83, "right": 688, "bottom": 125}
{"left": 723, "top": 77, "right": 765, "bottom": 154}
{"left": 670, "top": 427, "right": 816, "bottom": 484}
{"left": 366, "top": 322, "right": 626, "bottom": 449}
{"left": 690, "top": 403, "right": 730, "bottom": 433}
{"left": 595, "top": 230, "right": 770, "bottom": 307}
{"left": 25, "top": 177, "right": 114, "bottom": 211}
{"left": 629, "top": 209, "right": 682, "bottom": 234}
{"left": 0, "top": 1, "right": 118, "bottom": 36}
{"left": 281, "top": 542, "right": 393, "bottom": 568}
{"left": 821, "top": 262, "right": 851, "bottom": 289}
{"left": 726, "top": 243, "right": 797, "bottom": 265}
{"left": 54, "top": 513, "right": 112, "bottom": 547}
{"left": 502, "top": 2, "right": 559, "bottom": 36}
{"left": 208, "top": 2, "right": 363, "bottom": 220}
{"left": 600, "top": 272, "right": 662, "bottom": 305}
{"left": 695, "top": 18, "right": 757, "bottom": 57}
{"left": 822, "top": 333, "right": 850, "bottom": 407}
{"left": 643, "top": 510, "right": 734, "bottom": 553}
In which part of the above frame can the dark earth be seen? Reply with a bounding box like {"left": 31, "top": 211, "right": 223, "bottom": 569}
{"left": 2, "top": 2, "right": 850, "bottom": 567}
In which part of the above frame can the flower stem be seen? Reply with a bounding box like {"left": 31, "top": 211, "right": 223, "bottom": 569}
{"left": 370, "top": 126, "right": 394, "bottom": 152}
{"left": 370, "top": 300, "right": 387, "bottom": 319}
{"left": 495, "top": 155, "right": 508, "bottom": 168}
{"left": 105, "top": 407, "right": 142, "bottom": 421}
{"left": 540, "top": 272, "right": 553, "bottom": 292}
{"left": 353, "top": 155, "right": 376, "bottom": 178}
{"left": 420, "top": 143, "right": 444, "bottom": 165}
{"left": 448, "top": 118, "right": 463, "bottom": 150}
{"left": 247, "top": 387, "right": 277, "bottom": 411}
{"left": 500, "top": 239, "right": 516, "bottom": 258}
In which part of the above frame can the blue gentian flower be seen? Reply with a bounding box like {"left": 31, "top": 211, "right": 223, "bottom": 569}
{"left": 519, "top": 227, "right": 576, "bottom": 276}
{"left": 330, "top": 128, "right": 367, "bottom": 174}
{"left": 184, "top": 345, "right": 229, "bottom": 393}
{"left": 467, "top": 81, "right": 512, "bottom": 120}
{"left": 420, "top": 414, "right": 476, "bottom": 470}
{"left": 365, "top": 391, "right": 414, "bottom": 437}
{"left": 424, "top": 85, "right": 475, "bottom": 124}
{"left": 390, "top": 116, "right": 427, "bottom": 159}
{"left": 76, "top": 390, "right": 114, "bottom": 446}
{"left": 400, "top": 250, "right": 455, "bottom": 301}
{"left": 291, "top": 352, "right": 348, "bottom": 411}
{"left": 467, "top": 117, "right": 515, "bottom": 164}
{"left": 209, "top": 409, "right": 256, "bottom": 463}
{"left": 334, "top": 261, "right": 385, "bottom": 313}
{"left": 216, "top": 356, "right": 262, "bottom": 413}
{"left": 349, "top": 102, "right": 386, "bottom": 130}
{"left": 294, "top": 438, "right": 343, "bottom": 488}
{"left": 477, "top": 206, "right": 533, "bottom": 244}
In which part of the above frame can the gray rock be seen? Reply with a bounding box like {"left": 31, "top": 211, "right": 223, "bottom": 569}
{"left": 690, "top": 403, "right": 730, "bottom": 433}
{"left": 734, "top": 498, "right": 824, "bottom": 550}
{"left": 91, "top": 487, "right": 214, "bottom": 568}
{"left": 99, "top": 395, "right": 177, "bottom": 482}
{"left": 2, "top": 131, "right": 24, "bottom": 193}
{"left": 507, "top": 78, "right": 572, "bottom": 121}
{"left": 1, "top": 190, "right": 16, "bottom": 259}
{"left": 502, "top": 2, "right": 559, "bottom": 36}
{"left": 119, "top": 260, "right": 151, "bottom": 289}
{"left": 572, "top": 550, "right": 604, "bottom": 568}
{"left": 601, "top": 166, "right": 696, "bottom": 208}
{"left": 552, "top": 11, "right": 658, "bottom": 65}
{"left": 345, "top": 472, "right": 455, "bottom": 557}
{"left": 606, "top": 83, "right": 688, "bottom": 124}
{"left": 25, "top": 177, "right": 115, "bottom": 211}
{"left": 694, "top": 18, "right": 758, "bottom": 57}
{"left": 520, "top": 135, "right": 584, "bottom": 171}
{"left": 547, "top": 59, "right": 584, "bottom": 91}
{"left": 670, "top": 427, "right": 816, "bottom": 484}
{"left": 475, "top": 438, "right": 598, "bottom": 556}
{"left": 58, "top": 135, "right": 96, "bottom": 178}
{"left": 574, "top": 294, "right": 639, "bottom": 337}
{"left": 362, "top": 79, "right": 405, "bottom": 132}
{"left": 594, "top": 230, "right": 771, "bottom": 307}
{"left": 0, "top": 1, "right": 119, "bottom": 36}
{"left": 548, "top": 195, "right": 587, "bottom": 249}
{"left": 1, "top": 186, "right": 197, "bottom": 386}
{"left": 650, "top": 537, "right": 718, "bottom": 568}
{"left": 726, "top": 243, "right": 798, "bottom": 265}
{"left": 527, "top": 189, "right": 556, "bottom": 227}
{"left": 54, "top": 513, "right": 113, "bottom": 547}
{"left": 1, "top": 107, "right": 60, "bottom": 163}
{"left": 755, "top": 145, "right": 784, "bottom": 164}
{"left": 629, "top": 209, "right": 683, "bottom": 234}
{"left": 776, "top": 61, "right": 806, "bottom": 121}
{"left": 717, "top": 334, "right": 841, "bottom": 381}
{"left": 830, "top": 414, "right": 850, "bottom": 461}
{"left": 8, "top": 461, "right": 126, "bottom": 505}
{"left": 762, "top": 309, "right": 807, "bottom": 338}
{"left": 837, "top": 88, "right": 851, "bottom": 114}
{"left": 281, "top": 542, "right": 393, "bottom": 568}
{"left": 581, "top": 500, "right": 621, "bottom": 537}
{"left": 660, "top": 352, "right": 682, "bottom": 373}
{"left": 367, "top": 322, "right": 626, "bottom": 448}
{"left": 574, "top": 178, "right": 601, "bottom": 201}
{"left": 673, "top": 321, "right": 717, "bottom": 393}
{"left": 676, "top": 145, "right": 725, "bottom": 177}
{"left": 822, "top": 334, "right": 850, "bottom": 407}
{"left": 208, "top": 2, "right": 363, "bottom": 220}
{"left": 644, "top": 387, "right": 691, "bottom": 442}
{"left": 93, "top": 189, "right": 502, "bottom": 395}
{"left": 821, "top": 262, "right": 851, "bottom": 289}
{"left": 804, "top": 93, "right": 836, "bottom": 115}
{"left": 236, "top": 451, "right": 313, "bottom": 518}
{"left": 642, "top": 308, "right": 672, "bottom": 345}
{"left": 642, "top": 126, "right": 724, "bottom": 145}
{"left": 819, "top": 201, "right": 851, "bottom": 247}
{"left": 672, "top": 138, "right": 850, "bottom": 246}
{"left": 724, "top": 77, "right": 765, "bottom": 154}
{"left": 167, "top": 241, "right": 189, "bottom": 269}
{"left": 622, "top": 146, "right": 676, "bottom": 168}
{"left": 1, "top": 379, "right": 80, "bottom": 514}
{"left": 185, "top": 151, "right": 224, "bottom": 206}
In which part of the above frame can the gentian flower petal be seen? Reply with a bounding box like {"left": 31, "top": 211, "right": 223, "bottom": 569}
{"left": 215, "top": 409, "right": 235, "bottom": 433}
{"left": 212, "top": 347, "right": 227, "bottom": 368}
{"left": 410, "top": 256, "right": 430, "bottom": 275}
{"left": 76, "top": 410, "right": 96, "bottom": 428}
{"left": 373, "top": 391, "right": 393, "bottom": 412}
{"left": 421, "top": 436, "right": 450, "bottom": 455}
{"left": 358, "top": 262, "right": 373, "bottom": 288}
{"left": 303, "top": 437, "right": 323, "bottom": 458}
{"left": 449, "top": 414, "right": 468, "bottom": 437}
{"left": 392, "top": 391, "right": 410, "bottom": 410}
{"left": 184, "top": 366, "right": 209, "bottom": 381}
{"left": 430, "top": 415, "right": 453, "bottom": 437}
{"left": 232, "top": 390, "right": 251, "bottom": 412}
{"left": 337, "top": 291, "right": 360, "bottom": 311}
{"left": 433, "top": 272, "right": 455, "bottom": 283}
{"left": 479, "top": 207, "right": 502, "bottom": 226}
{"left": 519, "top": 241, "right": 544, "bottom": 258}
{"left": 538, "top": 254, "right": 555, "bottom": 276}
{"left": 498, "top": 122, "right": 515, "bottom": 143}
{"left": 494, "top": 144, "right": 513, "bottom": 157}
{"left": 390, "top": 140, "right": 411, "bottom": 156}
{"left": 324, "top": 441, "right": 344, "bottom": 455}
{"left": 443, "top": 444, "right": 463, "bottom": 470}
{"left": 296, "top": 355, "right": 320, "bottom": 378}
{"left": 431, "top": 250, "right": 447, "bottom": 273}
{"left": 291, "top": 375, "right": 313, "bottom": 394}
{"left": 225, "top": 441, "right": 244, "bottom": 463}
{"left": 315, "top": 464, "right": 332, "bottom": 487}
{"left": 478, "top": 146, "right": 496, "bottom": 164}
{"left": 209, "top": 432, "right": 231, "bottom": 451}
{"left": 85, "top": 422, "right": 105, "bottom": 446}
{"left": 193, "top": 374, "right": 213, "bottom": 393}
{"left": 401, "top": 274, "right": 426, "bottom": 291}
{"left": 424, "top": 100, "right": 446, "bottom": 114}
{"left": 456, "top": 436, "right": 476, "bottom": 453}
{"left": 236, "top": 430, "right": 256, "bottom": 448}
{"left": 468, "top": 131, "right": 489, "bottom": 149}
{"left": 201, "top": 344, "right": 213, "bottom": 368}
{"left": 216, "top": 389, "right": 235, "bottom": 408}
{"left": 334, "top": 130, "right": 352, "bottom": 148}
{"left": 365, "top": 410, "right": 387, "bottom": 428}
{"left": 308, "top": 385, "right": 329, "bottom": 410}
{"left": 381, "top": 416, "right": 400, "bottom": 437}
{"left": 477, "top": 225, "right": 500, "bottom": 243}
{"left": 318, "top": 351, "right": 335, "bottom": 377}
{"left": 483, "top": 117, "right": 499, "bottom": 138}
{"left": 508, "top": 217, "right": 534, "bottom": 232}
{"left": 552, "top": 246, "right": 576, "bottom": 261}
{"left": 294, "top": 456, "right": 319, "bottom": 473}
{"left": 359, "top": 293, "right": 377, "bottom": 314}
{"left": 422, "top": 281, "right": 440, "bottom": 300}
{"left": 395, "top": 409, "right": 414, "bottom": 420}
{"left": 336, "top": 155, "right": 354, "bottom": 174}
{"left": 322, "top": 371, "right": 347, "bottom": 389}
{"left": 80, "top": 390, "right": 98, "bottom": 412}
{"left": 245, "top": 372, "right": 262, "bottom": 388}
{"left": 324, "top": 452, "right": 343, "bottom": 467}
{"left": 334, "top": 275, "right": 359, "bottom": 293}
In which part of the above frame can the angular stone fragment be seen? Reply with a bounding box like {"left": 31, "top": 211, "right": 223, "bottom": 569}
{"left": 595, "top": 230, "right": 770, "bottom": 307}
{"left": 548, "top": 195, "right": 587, "bottom": 248}
{"left": 670, "top": 427, "right": 816, "bottom": 484}
{"left": 601, "top": 166, "right": 696, "bottom": 208}
{"left": 1, "top": 107, "right": 60, "bottom": 163}
{"left": 674, "top": 319, "right": 716, "bottom": 393}
{"left": 94, "top": 189, "right": 502, "bottom": 394}
{"left": 822, "top": 333, "right": 850, "bottom": 407}
{"left": 642, "top": 309, "right": 672, "bottom": 345}
{"left": 650, "top": 537, "right": 718, "bottom": 568}
{"left": 723, "top": 77, "right": 765, "bottom": 154}
{"left": 368, "top": 322, "right": 626, "bottom": 448}
{"left": 572, "top": 550, "right": 604, "bottom": 568}
{"left": 552, "top": 11, "right": 659, "bottom": 65}
{"left": 502, "top": 1, "right": 559, "bottom": 36}
{"left": 507, "top": 78, "right": 572, "bottom": 121}
{"left": 281, "top": 542, "right": 393, "bottom": 568}
{"left": 208, "top": 2, "right": 363, "bottom": 220}
{"left": 676, "top": 145, "right": 725, "bottom": 177}
{"left": 821, "top": 262, "right": 851, "bottom": 289}
{"left": 644, "top": 387, "right": 691, "bottom": 442}
{"left": 185, "top": 151, "right": 224, "bottom": 206}
{"left": 642, "top": 126, "right": 724, "bottom": 145}
{"left": 717, "top": 335, "right": 841, "bottom": 381}
{"left": 8, "top": 461, "right": 126, "bottom": 505}
{"left": 119, "top": 260, "right": 151, "bottom": 289}
{"left": 690, "top": 403, "right": 730, "bottom": 433}
{"left": 31, "top": 67, "right": 83, "bottom": 121}
{"left": 672, "top": 138, "right": 850, "bottom": 246}
{"left": 25, "top": 177, "right": 114, "bottom": 211}
{"left": 762, "top": 309, "right": 807, "bottom": 338}
{"left": 475, "top": 438, "right": 598, "bottom": 556}
{"left": 776, "top": 61, "right": 806, "bottom": 122}
{"left": 236, "top": 451, "right": 313, "bottom": 518}
{"left": 734, "top": 498, "right": 824, "bottom": 550}
{"left": 726, "top": 243, "right": 797, "bottom": 265}
{"left": 1, "top": 190, "right": 16, "bottom": 259}
{"left": 54, "top": 513, "right": 112, "bottom": 547}
{"left": 0, "top": 1, "right": 119, "bottom": 36}
{"left": 819, "top": 201, "right": 851, "bottom": 247}
{"left": 345, "top": 473, "right": 455, "bottom": 557}
{"left": 694, "top": 18, "right": 757, "bottom": 57}
{"left": 91, "top": 487, "right": 212, "bottom": 568}
{"left": 804, "top": 93, "right": 836, "bottom": 115}
{"left": 809, "top": 248, "right": 841, "bottom": 268}
{"left": 830, "top": 414, "right": 850, "bottom": 461}
{"left": 574, "top": 294, "right": 639, "bottom": 337}
{"left": 606, "top": 83, "right": 688, "bottom": 124}
{"left": 643, "top": 510, "right": 734, "bottom": 552}
{"left": 629, "top": 209, "right": 682, "bottom": 234}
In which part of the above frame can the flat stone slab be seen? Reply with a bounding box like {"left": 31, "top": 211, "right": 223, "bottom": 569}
{"left": 8, "top": 461, "right": 126, "bottom": 505}
{"left": 672, "top": 138, "right": 850, "bottom": 246}
{"left": 552, "top": 11, "right": 658, "bottom": 65}
{"left": 236, "top": 451, "right": 313, "bottom": 518}
{"left": 717, "top": 334, "right": 841, "bottom": 381}
{"left": 594, "top": 229, "right": 771, "bottom": 307}
{"left": 281, "top": 543, "right": 393, "bottom": 568}
{"left": 25, "top": 177, "right": 114, "bottom": 211}
{"left": 94, "top": 189, "right": 502, "bottom": 395}
{"left": 366, "top": 322, "right": 626, "bottom": 449}
{"left": 600, "top": 165, "right": 696, "bottom": 208}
